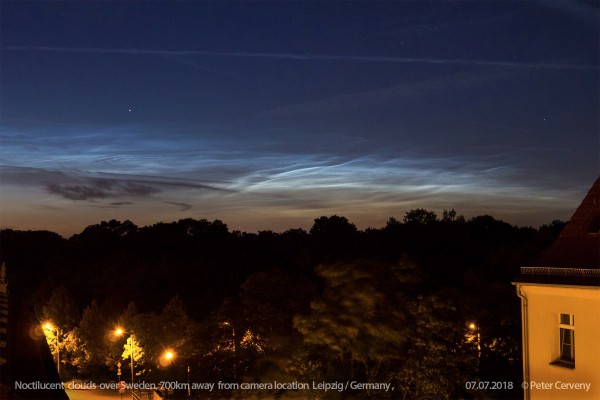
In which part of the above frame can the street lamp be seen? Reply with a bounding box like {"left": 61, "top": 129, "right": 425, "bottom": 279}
{"left": 163, "top": 350, "right": 175, "bottom": 363}
{"left": 223, "top": 322, "right": 236, "bottom": 379}
{"left": 159, "top": 349, "right": 177, "bottom": 399}
{"left": 114, "top": 327, "right": 135, "bottom": 388}
{"left": 187, "top": 365, "right": 191, "bottom": 398}
{"left": 468, "top": 321, "right": 481, "bottom": 364}
{"left": 161, "top": 349, "right": 192, "bottom": 398}
{"left": 160, "top": 349, "right": 192, "bottom": 397}
{"left": 43, "top": 321, "right": 61, "bottom": 375}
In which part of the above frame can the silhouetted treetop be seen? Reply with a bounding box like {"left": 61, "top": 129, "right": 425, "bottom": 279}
{"left": 310, "top": 215, "right": 357, "bottom": 236}
{"left": 403, "top": 208, "right": 438, "bottom": 225}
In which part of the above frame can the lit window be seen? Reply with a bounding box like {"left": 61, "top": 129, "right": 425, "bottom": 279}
{"left": 558, "top": 313, "right": 575, "bottom": 365}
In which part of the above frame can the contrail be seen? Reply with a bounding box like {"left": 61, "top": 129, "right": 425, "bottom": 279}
{"left": 2, "top": 46, "right": 597, "bottom": 71}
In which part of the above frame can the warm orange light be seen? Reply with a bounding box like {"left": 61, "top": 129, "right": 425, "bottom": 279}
{"left": 43, "top": 322, "right": 54, "bottom": 331}
{"left": 159, "top": 349, "right": 176, "bottom": 366}
{"left": 469, "top": 322, "right": 476, "bottom": 330}
{"left": 115, "top": 327, "right": 124, "bottom": 336}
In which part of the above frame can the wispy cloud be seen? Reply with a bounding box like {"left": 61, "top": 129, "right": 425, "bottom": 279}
{"left": 0, "top": 165, "right": 232, "bottom": 202}
{"left": 259, "top": 70, "right": 506, "bottom": 119}
{"left": 2, "top": 46, "right": 597, "bottom": 70}
{"left": 165, "top": 201, "right": 192, "bottom": 211}
{"left": 46, "top": 179, "right": 160, "bottom": 201}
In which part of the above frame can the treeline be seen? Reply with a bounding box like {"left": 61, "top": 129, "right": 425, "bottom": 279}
{"left": 0, "top": 210, "right": 564, "bottom": 399}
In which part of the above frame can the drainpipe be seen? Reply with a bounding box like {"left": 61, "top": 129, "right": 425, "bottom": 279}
{"left": 516, "top": 285, "right": 530, "bottom": 400}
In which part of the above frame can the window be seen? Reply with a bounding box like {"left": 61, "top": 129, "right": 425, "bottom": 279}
{"left": 558, "top": 313, "right": 575, "bottom": 365}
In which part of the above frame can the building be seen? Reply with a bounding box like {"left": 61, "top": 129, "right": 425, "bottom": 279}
{"left": 514, "top": 176, "right": 600, "bottom": 400}
{"left": 0, "top": 261, "right": 68, "bottom": 399}
{"left": 0, "top": 262, "right": 8, "bottom": 397}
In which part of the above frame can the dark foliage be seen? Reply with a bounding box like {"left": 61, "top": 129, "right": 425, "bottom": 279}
{"left": 0, "top": 211, "right": 563, "bottom": 399}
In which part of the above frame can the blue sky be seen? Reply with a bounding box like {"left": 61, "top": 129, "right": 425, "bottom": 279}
{"left": 1, "top": 1, "right": 598, "bottom": 236}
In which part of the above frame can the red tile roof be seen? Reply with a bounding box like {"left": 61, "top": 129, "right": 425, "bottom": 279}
{"left": 534, "top": 176, "right": 600, "bottom": 269}
{"left": 518, "top": 176, "right": 600, "bottom": 286}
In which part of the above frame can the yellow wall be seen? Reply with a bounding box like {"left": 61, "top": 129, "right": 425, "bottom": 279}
{"left": 518, "top": 284, "right": 600, "bottom": 400}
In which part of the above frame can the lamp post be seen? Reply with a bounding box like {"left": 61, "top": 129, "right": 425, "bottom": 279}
{"left": 223, "top": 322, "right": 236, "bottom": 379}
{"left": 161, "top": 349, "right": 192, "bottom": 398}
{"left": 161, "top": 350, "right": 176, "bottom": 399}
{"left": 114, "top": 327, "right": 135, "bottom": 388}
{"left": 187, "top": 365, "right": 191, "bottom": 398}
{"left": 468, "top": 322, "right": 481, "bottom": 367}
{"left": 43, "top": 322, "right": 61, "bottom": 375}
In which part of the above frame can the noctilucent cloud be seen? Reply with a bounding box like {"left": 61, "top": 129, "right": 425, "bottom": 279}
{"left": 1, "top": 1, "right": 598, "bottom": 236}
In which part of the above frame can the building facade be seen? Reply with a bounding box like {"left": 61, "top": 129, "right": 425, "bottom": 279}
{"left": 514, "top": 176, "right": 600, "bottom": 400}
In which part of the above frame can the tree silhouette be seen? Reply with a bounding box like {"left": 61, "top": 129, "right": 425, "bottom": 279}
{"left": 42, "top": 285, "right": 79, "bottom": 331}
{"left": 403, "top": 208, "right": 438, "bottom": 225}
{"left": 77, "top": 300, "right": 109, "bottom": 378}
{"left": 294, "top": 260, "right": 416, "bottom": 383}
{"left": 310, "top": 215, "right": 359, "bottom": 261}
{"left": 395, "top": 293, "right": 477, "bottom": 400}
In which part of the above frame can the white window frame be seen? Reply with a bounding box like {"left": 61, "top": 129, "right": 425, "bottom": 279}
{"left": 558, "top": 313, "right": 575, "bottom": 365}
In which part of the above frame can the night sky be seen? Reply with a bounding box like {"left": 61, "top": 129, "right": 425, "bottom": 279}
{"left": 1, "top": 1, "right": 598, "bottom": 236}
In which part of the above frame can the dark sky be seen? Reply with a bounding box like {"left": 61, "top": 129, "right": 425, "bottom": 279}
{"left": 1, "top": 1, "right": 598, "bottom": 236}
